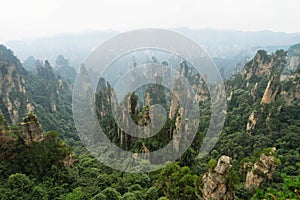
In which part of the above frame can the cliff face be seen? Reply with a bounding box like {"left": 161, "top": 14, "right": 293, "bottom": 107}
{"left": 260, "top": 75, "right": 280, "bottom": 104}
{"left": 202, "top": 156, "right": 233, "bottom": 200}
{"left": 0, "top": 45, "right": 29, "bottom": 123}
{"left": 261, "top": 50, "right": 287, "bottom": 104}
{"left": 287, "top": 43, "right": 300, "bottom": 71}
{"left": 241, "top": 50, "right": 288, "bottom": 131}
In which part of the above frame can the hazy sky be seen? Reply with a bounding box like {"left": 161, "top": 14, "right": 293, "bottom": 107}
{"left": 1, "top": 0, "right": 299, "bottom": 41}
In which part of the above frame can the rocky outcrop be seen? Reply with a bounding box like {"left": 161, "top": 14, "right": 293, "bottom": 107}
{"left": 202, "top": 156, "right": 234, "bottom": 200}
{"left": 0, "top": 113, "right": 44, "bottom": 160}
{"left": 19, "top": 113, "right": 44, "bottom": 146}
{"left": 245, "top": 148, "right": 277, "bottom": 191}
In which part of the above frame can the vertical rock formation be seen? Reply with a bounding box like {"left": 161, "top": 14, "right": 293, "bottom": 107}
{"left": 169, "top": 93, "right": 179, "bottom": 120}
{"left": 172, "top": 107, "right": 184, "bottom": 153}
{"left": 245, "top": 148, "right": 277, "bottom": 191}
{"left": 0, "top": 113, "right": 45, "bottom": 160}
{"left": 202, "top": 155, "right": 234, "bottom": 200}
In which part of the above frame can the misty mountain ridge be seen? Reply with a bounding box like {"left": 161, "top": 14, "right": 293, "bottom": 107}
{"left": 4, "top": 28, "right": 300, "bottom": 72}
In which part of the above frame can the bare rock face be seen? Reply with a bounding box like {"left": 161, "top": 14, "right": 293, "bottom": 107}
{"left": 261, "top": 76, "right": 280, "bottom": 104}
{"left": 215, "top": 156, "right": 232, "bottom": 175}
{"left": 19, "top": 113, "right": 44, "bottom": 146}
{"left": 245, "top": 148, "right": 277, "bottom": 191}
{"left": 250, "top": 82, "right": 258, "bottom": 99}
{"left": 202, "top": 156, "right": 234, "bottom": 200}
{"left": 63, "top": 154, "right": 75, "bottom": 167}
{"left": 246, "top": 111, "right": 258, "bottom": 131}
{"left": 172, "top": 107, "right": 184, "bottom": 153}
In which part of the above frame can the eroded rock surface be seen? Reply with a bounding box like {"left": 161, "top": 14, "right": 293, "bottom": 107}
{"left": 19, "top": 113, "right": 44, "bottom": 146}
{"left": 245, "top": 148, "right": 277, "bottom": 191}
{"left": 202, "top": 155, "right": 234, "bottom": 200}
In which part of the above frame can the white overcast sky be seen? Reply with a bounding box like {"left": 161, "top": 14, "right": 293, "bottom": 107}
{"left": 0, "top": 0, "right": 299, "bottom": 41}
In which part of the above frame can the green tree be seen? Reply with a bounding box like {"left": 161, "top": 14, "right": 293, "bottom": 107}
{"left": 100, "top": 187, "right": 121, "bottom": 200}
{"left": 66, "top": 187, "right": 86, "bottom": 200}
{"left": 156, "top": 162, "right": 199, "bottom": 200}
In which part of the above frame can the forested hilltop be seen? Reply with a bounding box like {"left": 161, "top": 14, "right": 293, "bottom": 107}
{"left": 0, "top": 44, "right": 299, "bottom": 199}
